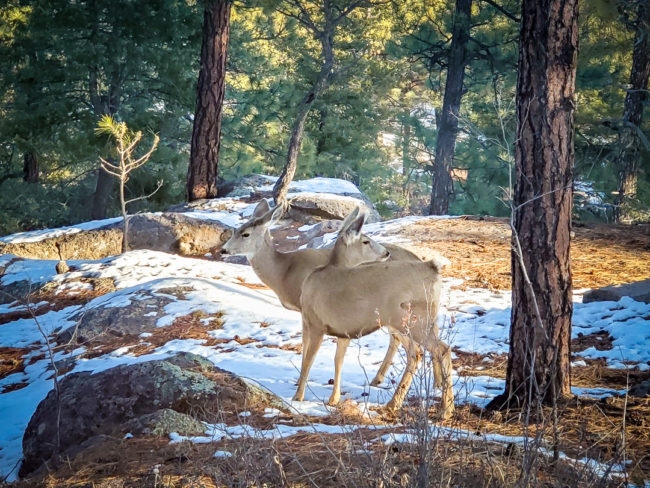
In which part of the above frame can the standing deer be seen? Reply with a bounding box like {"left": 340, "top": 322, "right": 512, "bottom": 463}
{"left": 221, "top": 200, "right": 431, "bottom": 391}
{"left": 298, "top": 219, "right": 454, "bottom": 418}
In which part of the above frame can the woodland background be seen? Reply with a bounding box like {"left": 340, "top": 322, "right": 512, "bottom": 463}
{"left": 0, "top": 0, "right": 648, "bottom": 235}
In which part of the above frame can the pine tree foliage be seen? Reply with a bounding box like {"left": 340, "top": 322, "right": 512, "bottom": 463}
{"left": 0, "top": 0, "right": 648, "bottom": 232}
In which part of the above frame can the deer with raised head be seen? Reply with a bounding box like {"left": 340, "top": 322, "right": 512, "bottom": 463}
{"left": 297, "top": 217, "right": 454, "bottom": 418}
{"left": 221, "top": 200, "right": 427, "bottom": 390}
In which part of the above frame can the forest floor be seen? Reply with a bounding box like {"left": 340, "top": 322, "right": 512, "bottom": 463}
{"left": 2, "top": 217, "right": 650, "bottom": 488}
{"left": 397, "top": 217, "right": 650, "bottom": 291}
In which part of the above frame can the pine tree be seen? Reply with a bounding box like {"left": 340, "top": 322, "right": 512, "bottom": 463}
{"left": 489, "top": 0, "right": 578, "bottom": 411}
{"left": 187, "top": 0, "right": 232, "bottom": 201}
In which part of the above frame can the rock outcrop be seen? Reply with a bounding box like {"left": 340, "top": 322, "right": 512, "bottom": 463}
{"left": 583, "top": 279, "right": 650, "bottom": 304}
{"left": 20, "top": 353, "right": 284, "bottom": 476}
{"left": 0, "top": 213, "right": 232, "bottom": 261}
{"left": 286, "top": 193, "right": 380, "bottom": 223}
{"left": 56, "top": 286, "right": 182, "bottom": 344}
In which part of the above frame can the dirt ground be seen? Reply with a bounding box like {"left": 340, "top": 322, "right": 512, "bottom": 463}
{"left": 396, "top": 217, "right": 650, "bottom": 291}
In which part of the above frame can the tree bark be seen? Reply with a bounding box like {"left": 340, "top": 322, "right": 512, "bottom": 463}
{"left": 187, "top": 0, "right": 231, "bottom": 202}
{"left": 488, "top": 0, "right": 578, "bottom": 410}
{"left": 91, "top": 166, "right": 115, "bottom": 220}
{"left": 89, "top": 0, "right": 122, "bottom": 220}
{"left": 273, "top": 30, "right": 334, "bottom": 204}
{"left": 429, "top": 0, "right": 472, "bottom": 215}
{"left": 23, "top": 152, "right": 39, "bottom": 183}
{"left": 615, "top": 0, "right": 650, "bottom": 223}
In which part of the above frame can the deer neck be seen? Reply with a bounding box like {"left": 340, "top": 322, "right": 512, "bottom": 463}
{"left": 248, "top": 231, "right": 293, "bottom": 300}
{"left": 328, "top": 240, "right": 352, "bottom": 268}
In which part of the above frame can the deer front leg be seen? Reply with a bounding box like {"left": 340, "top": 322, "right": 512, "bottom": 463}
{"left": 293, "top": 320, "right": 324, "bottom": 402}
{"left": 386, "top": 336, "right": 422, "bottom": 410}
{"left": 370, "top": 333, "right": 400, "bottom": 387}
{"left": 328, "top": 337, "right": 350, "bottom": 405}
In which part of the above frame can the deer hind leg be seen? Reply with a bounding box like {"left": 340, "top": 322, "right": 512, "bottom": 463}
{"left": 431, "top": 320, "right": 443, "bottom": 389}
{"left": 428, "top": 338, "right": 455, "bottom": 419}
{"left": 293, "top": 319, "right": 325, "bottom": 402}
{"left": 370, "top": 333, "right": 401, "bottom": 387}
{"left": 386, "top": 335, "right": 422, "bottom": 411}
{"left": 327, "top": 337, "right": 350, "bottom": 405}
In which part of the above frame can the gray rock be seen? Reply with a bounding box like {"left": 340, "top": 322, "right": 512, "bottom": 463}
{"left": 287, "top": 193, "right": 381, "bottom": 224}
{"left": 583, "top": 279, "right": 650, "bottom": 304}
{"left": 20, "top": 353, "right": 284, "bottom": 476}
{"left": 57, "top": 287, "right": 180, "bottom": 344}
{"left": 0, "top": 212, "right": 232, "bottom": 261}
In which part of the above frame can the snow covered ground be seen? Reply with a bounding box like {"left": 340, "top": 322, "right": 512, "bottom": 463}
{"left": 0, "top": 179, "right": 649, "bottom": 481}
{"left": 1, "top": 248, "right": 648, "bottom": 478}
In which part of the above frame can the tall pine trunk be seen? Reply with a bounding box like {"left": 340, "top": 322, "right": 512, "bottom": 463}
{"left": 429, "top": 0, "right": 472, "bottom": 215}
{"left": 615, "top": 0, "right": 650, "bottom": 223}
{"left": 273, "top": 31, "right": 334, "bottom": 204}
{"left": 489, "top": 0, "right": 578, "bottom": 410}
{"left": 187, "top": 0, "right": 231, "bottom": 201}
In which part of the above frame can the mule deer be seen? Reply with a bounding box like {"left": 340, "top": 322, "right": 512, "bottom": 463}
{"left": 298, "top": 221, "right": 455, "bottom": 418}
{"left": 221, "top": 200, "right": 424, "bottom": 389}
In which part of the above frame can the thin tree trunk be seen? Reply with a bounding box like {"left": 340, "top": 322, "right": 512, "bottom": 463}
{"left": 273, "top": 30, "right": 334, "bottom": 204}
{"left": 119, "top": 175, "right": 128, "bottom": 253}
{"left": 429, "top": 0, "right": 472, "bottom": 215}
{"left": 23, "top": 152, "right": 39, "bottom": 183}
{"left": 488, "top": 0, "right": 578, "bottom": 410}
{"left": 187, "top": 0, "right": 231, "bottom": 201}
{"left": 615, "top": 0, "right": 650, "bottom": 223}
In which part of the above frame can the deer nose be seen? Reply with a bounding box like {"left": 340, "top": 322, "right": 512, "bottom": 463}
{"left": 220, "top": 248, "right": 230, "bottom": 255}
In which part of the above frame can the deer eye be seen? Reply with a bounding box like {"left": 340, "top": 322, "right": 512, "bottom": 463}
{"left": 362, "top": 240, "right": 370, "bottom": 245}
{"left": 242, "top": 233, "right": 250, "bottom": 238}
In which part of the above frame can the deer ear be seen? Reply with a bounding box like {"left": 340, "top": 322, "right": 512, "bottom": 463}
{"left": 349, "top": 209, "right": 367, "bottom": 235}
{"left": 341, "top": 207, "right": 367, "bottom": 239}
{"left": 340, "top": 206, "right": 360, "bottom": 233}
{"left": 252, "top": 199, "right": 270, "bottom": 218}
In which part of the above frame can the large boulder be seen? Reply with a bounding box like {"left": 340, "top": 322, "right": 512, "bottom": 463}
{"left": 20, "top": 353, "right": 284, "bottom": 477}
{"left": 583, "top": 279, "right": 650, "bottom": 304}
{"left": 56, "top": 286, "right": 183, "bottom": 344}
{"left": 287, "top": 193, "right": 380, "bottom": 224}
{"left": 0, "top": 213, "right": 232, "bottom": 261}
{"left": 216, "top": 174, "right": 381, "bottom": 223}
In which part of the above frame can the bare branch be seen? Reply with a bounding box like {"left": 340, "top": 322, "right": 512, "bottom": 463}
{"left": 480, "top": 0, "right": 520, "bottom": 22}
{"left": 125, "top": 179, "right": 164, "bottom": 205}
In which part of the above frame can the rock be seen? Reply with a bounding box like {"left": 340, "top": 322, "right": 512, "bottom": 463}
{"left": 287, "top": 193, "right": 381, "bottom": 224}
{"left": 583, "top": 279, "right": 650, "bottom": 304}
{"left": 0, "top": 212, "right": 232, "bottom": 261}
{"left": 124, "top": 408, "right": 206, "bottom": 437}
{"left": 56, "top": 286, "right": 182, "bottom": 344}
{"left": 126, "top": 213, "right": 231, "bottom": 256}
{"left": 20, "top": 353, "right": 284, "bottom": 476}
{"left": 629, "top": 379, "right": 650, "bottom": 397}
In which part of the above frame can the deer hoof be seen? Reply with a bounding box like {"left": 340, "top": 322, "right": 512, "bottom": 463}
{"left": 327, "top": 395, "right": 340, "bottom": 406}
